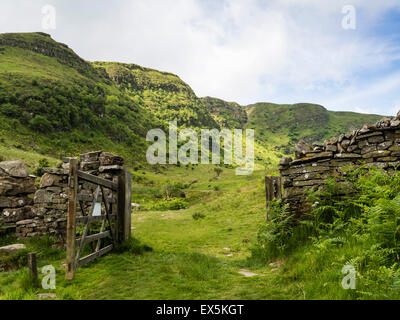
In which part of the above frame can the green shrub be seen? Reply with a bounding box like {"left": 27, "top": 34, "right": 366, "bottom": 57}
{"left": 192, "top": 213, "right": 206, "bottom": 220}
{"left": 29, "top": 115, "right": 53, "bottom": 133}
{"left": 162, "top": 182, "right": 186, "bottom": 199}
{"left": 213, "top": 167, "right": 223, "bottom": 177}
{"left": 33, "top": 158, "right": 50, "bottom": 177}
{"left": 0, "top": 249, "right": 29, "bottom": 271}
{"left": 257, "top": 166, "right": 400, "bottom": 263}
{"left": 252, "top": 166, "right": 400, "bottom": 297}
{"left": 0, "top": 103, "right": 20, "bottom": 117}
{"left": 151, "top": 198, "right": 188, "bottom": 211}
{"left": 257, "top": 199, "right": 294, "bottom": 257}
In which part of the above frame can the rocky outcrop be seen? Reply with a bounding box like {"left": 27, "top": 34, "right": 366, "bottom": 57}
{"left": 0, "top": 32, "right": 94, "bottom": 77}
{"left": 279, "top": 112, "right": 400, "bottom": 215}
{"left": 0, "top": 243, "right": 26, "bottom": 254}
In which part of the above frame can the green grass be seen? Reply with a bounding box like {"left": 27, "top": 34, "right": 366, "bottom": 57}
{"left": 0, "top": 143, "right": 60, "bottom": 171}
{"left": 0, "top": 165, "right": 299, "bottom": 300}
{"left": 1, "top": 164, "right": 387, "bottom": 300}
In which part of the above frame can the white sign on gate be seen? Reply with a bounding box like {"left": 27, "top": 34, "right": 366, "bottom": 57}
{"left": 93, "top": 202, "right": 102, "bottom": 217}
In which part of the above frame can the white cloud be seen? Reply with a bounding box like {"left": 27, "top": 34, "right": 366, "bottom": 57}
{"left": 0, "top": 0, "right": 400, "bottom": 114}
{"left": 322, "top": 71, "right": 400, "bottom": 115}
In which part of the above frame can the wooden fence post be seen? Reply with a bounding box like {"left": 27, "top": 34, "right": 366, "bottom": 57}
{"left": 117, "top": 170, "right": 132, "bottom": 243}
{"left": 272, "top": 176, "right": 282, "bottom": 199}
{"left": 66, "top": 158, "right": 78, "bottom": 280}
{"left": 265, "top": 176, "right": 282, "bottom": 221}
{"left": 124, "top": 171, "right": 132, "bottom": 242}
{"left": 265, "top": 176, "right": 273, "bottom": 221}
{"left": 27, "top": 252, "right": 38, "bottom": 285}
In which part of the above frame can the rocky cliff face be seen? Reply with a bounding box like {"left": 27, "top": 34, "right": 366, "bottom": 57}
{"left": 201, "top": 96, "right": 248, "bottom": 128}
{"left": 0, "top": 32, "right": 99, "bottom": 78}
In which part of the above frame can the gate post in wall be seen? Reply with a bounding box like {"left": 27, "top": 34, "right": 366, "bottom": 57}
{"left": 265, "top": 176, "right": 282, "bottom": 221}
{"left": 66, "top": 158, "right": 78, "bottom": 280}
{"left": 117, "top": 170, "right": 132, "bottom": 244}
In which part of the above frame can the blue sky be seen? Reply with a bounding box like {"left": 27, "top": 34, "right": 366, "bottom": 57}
{"left": 1, "top": 0, "right": 400, "bottom": 116}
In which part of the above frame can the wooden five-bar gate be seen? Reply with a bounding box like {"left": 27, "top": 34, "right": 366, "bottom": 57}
{"left": 65, "top": 158, "right": 132, "bottom": 280}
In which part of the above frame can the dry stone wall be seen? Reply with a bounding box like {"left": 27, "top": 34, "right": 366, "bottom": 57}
{"left": 17, "top": 167, "right": 70, "bottom": 239}
{"left": 1, "top": 151, "right": 124, "bottom": 241}
{"left": 0, "top": 161, "right": 36, "bottom": 235}
{"left": 279, "top": 112, "right": 400, "bottom": 216}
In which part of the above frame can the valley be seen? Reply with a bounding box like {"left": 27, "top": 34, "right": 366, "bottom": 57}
{"left": 1, "top": 32, "right": 397, "bottom": 300}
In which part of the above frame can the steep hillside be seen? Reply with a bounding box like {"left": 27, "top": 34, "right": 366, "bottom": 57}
{"left": 92, "top": 61, "right": 218, "bottom": 129}
{"left": 0, "top": 32, "right": 159, "bottom": 164}
{"left": 245, "top": 102, "right": 382, "bottom": 157}
{"left": 0, "top": 33, "right": 217, "bottom": 165}
{"left": 200, "top": 96, "right": 247, "bottom": 128}
{"left": 0, "top": 32, "right": 384, "bottom": 169}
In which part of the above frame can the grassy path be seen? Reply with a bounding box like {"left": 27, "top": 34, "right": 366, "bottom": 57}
{"left": 1, "top": 166, "right": 303, "bottom": 300}
{"left": 70, "top": 167, "right": 298, "bottom": 300}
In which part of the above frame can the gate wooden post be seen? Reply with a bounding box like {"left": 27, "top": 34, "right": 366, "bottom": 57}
{"left": 66, "top": 158, "right": 78, "bottom": 280}
{"left": 273, "top": 176, "right": 282, "bottom": 200}
{"left": 123, "top": 171, "right": 132, "bottom": 242}
{"left": 27, "top": 252, "right": 38, "bottom": 285}
{"left": 265, "top": 176, "right": 273, "bottom": 221}
{"left": 265, "top": 176, "right": 282, "bottom": 221}
{"left": 117, "top": 170, "right": 132, "bottom": 243}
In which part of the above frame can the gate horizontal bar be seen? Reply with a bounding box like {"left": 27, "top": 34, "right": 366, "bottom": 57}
{"left": 77, "top": 170, "right": 118, "bottom": 191}
{"left": 76, "top": 214, "right": 116, "bottom": 223}
{"left": 77, "top": 244, "right": 113, "bottom": 267}
{"left": 75, "top": 231, "right": 111, "bottom": 246}
{"left": 77, "top": 193, "right": 116, "bottom": 203}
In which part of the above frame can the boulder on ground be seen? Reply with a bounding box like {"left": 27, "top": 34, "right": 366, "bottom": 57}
{"left": 0, "top": 243, "right": 26, "bottom": 254}
{"left": 37, "top": 293, "right": 57, "bottom": 300}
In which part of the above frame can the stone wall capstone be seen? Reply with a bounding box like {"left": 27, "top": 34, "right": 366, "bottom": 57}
{"left": 279, "top": 112, "right": 400, "bottom": 216}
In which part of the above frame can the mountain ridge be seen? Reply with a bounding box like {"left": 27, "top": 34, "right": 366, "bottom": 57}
{"left": 0, "top": 32, "right": 384, "bottom": 166}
